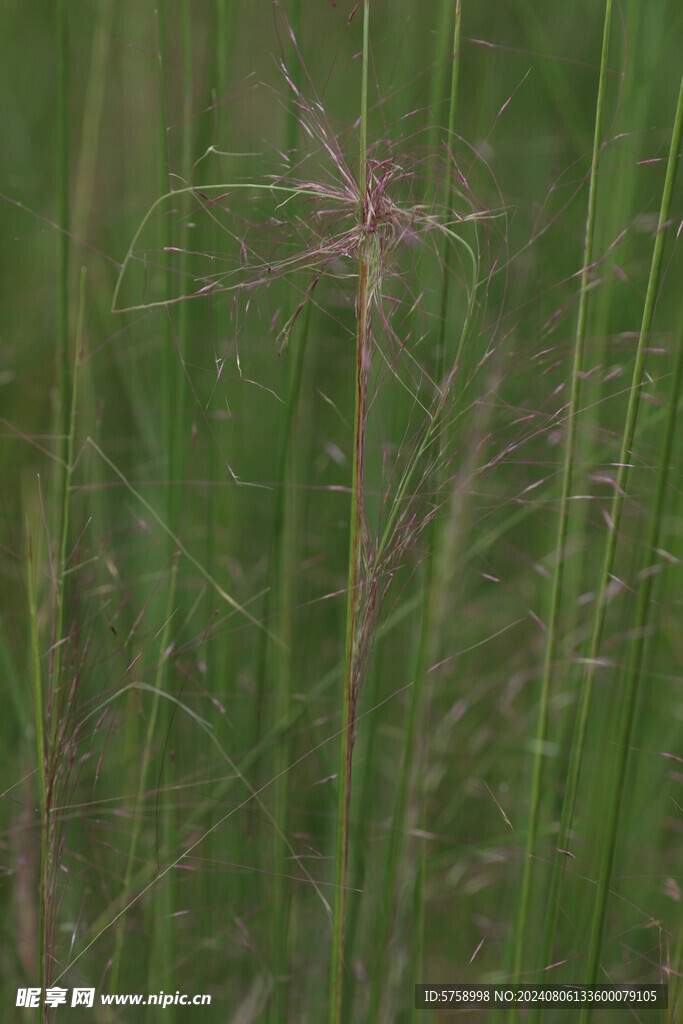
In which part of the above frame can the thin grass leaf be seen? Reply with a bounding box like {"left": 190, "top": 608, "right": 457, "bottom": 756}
{"left": 540, "top": 70, "right": 683, "bottom": 1010}
{"left": 26, "top": 524, "right": 47, "bottom": 990}
{"left": 512, "top": 0, "right": 613, "bottom": 1000}
{"left": 580, "top": 74, "right": 683, "bottom": 1020}
{"left": 329, "top": 5, "right": 370, "bottom": 1022}
{"left": 369, "top": 5, "right": 464, "bottom": 1021}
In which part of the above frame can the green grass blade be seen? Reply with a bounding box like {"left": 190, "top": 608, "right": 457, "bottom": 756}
{"left": 72, "top": 0, "right": 115, "bottom": 238}
{"left": 56, "top": 0, "right": 69, "bottom": 471}
{"left": 369, "top": 6, "right": 463, "bottom": 1018}
{"left": 52, "top": 0, "right": 70, "bottom": 738}
{"left": 52, "top": 268, "right": 87, "bottom": 754}
{"left": 511, "top": 0, "right": 613, "bottom": 998}
{"left": 26, "top": 524, "right": 46, "bottom": 990}
{"left": 540, "top": 69, "right": 683, "bottom": 1008}
{"left": 269, "top": 304, "right": 310, "bottom": 1023}
{"left": 579, "top": 75, "right": 683, "bottom": 1019}
{"left": 329, "top": 5, "right": 370, "bottom": 1021}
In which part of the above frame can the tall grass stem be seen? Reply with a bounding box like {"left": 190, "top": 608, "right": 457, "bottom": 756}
{"left": 538, "top": 70, "right": 683, "bottom": 1009}
{"left": 56, "top": 0, "right": 69, "bottom": 469}
{"left": 512, "top": 0, "right": 613, "bottom": 999}
{"left": 52, "top": 0, "right": 70, "bottom": 731}
{"left": 27, "top": 527, "right": 46, "bottom": 992}
{"left": 329, "top": 6, "right": 370, "bottom": 1021}
{"left": 579, "top": 74, "right": 683, "bottom": 1019}
{"left": 52, "top": 268, "right": 87, "bottom": 758}
{"left": 369, "top": 5, "right": 462, "bottom": 1018}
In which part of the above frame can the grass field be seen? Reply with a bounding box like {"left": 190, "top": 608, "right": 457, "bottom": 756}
{"left": 1, "top": 2, "right": 681, "bottom": 1021}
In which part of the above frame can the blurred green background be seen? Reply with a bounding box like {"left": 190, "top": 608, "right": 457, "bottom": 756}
{"left": 1, "top": 1, "right": 681, "bottom": 1021}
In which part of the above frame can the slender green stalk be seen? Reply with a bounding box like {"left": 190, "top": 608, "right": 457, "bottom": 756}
{"left": 68, "top": 2, "right": 114, "bottom": 571}
{"left": 239, "top": 6, "right": 308, "bottom": 1011}
{"left": 235, "top": 5, "right": 308, "bottom": 1013}
{"left": 579, "top": 80, "right": 683, "bottom": 1022}
{"left": 107, "top": 561, "right": 180, "bottom": 1003}
{"left": 72, "top": 0, "right": 115, "bottom": 239}
{"left": 359, "top": 2, "right": 370, "bottom": 192}
{"left": 368, "top": 6, "right": 462, "bottom": 1019}
{"left": 551, "top": 10, "right": 652, "bottom": 820}
{"left": 409, "top": 841, "right": 427, "bottom": 1024}
{"left": 161, "top": 0, "right": 192, "bottom": 524}
{"left": 436, "top": 0, "right": 462, "bottom": 372}
{"left": 150, "top": 4, "right": 193, "bottom": 1011}
{"left": 109, "top": 6, "right": 186, "bottom": 1009}
{"left": 34, "top": 266, "right": 85, "bottom": 1008}
{"left": 566, "top": 0, "right": 648, "bottom": 589}
{"left": 52, "top": 0, "right": 70, "bottom": 728}
{"left": 285, "top": 0, "right": 301, "bottom": 156}
{"left": 581, "top": 330, "right": 683, "bottom": 1019}
{"left": 211, "top": 0, "right": 231, "bottom": 666}
{"left": 538, "top": 70, "right": 683, "bottom": 1009}
{"left": 171, "top": 0, "right": 193, "bottom": 503}
{"left": 207, "top": 0, "right": 228, "bottom": 978}
{"left": 427, "top": 0, "right": 458, "bottom": 181}
{"left": 270, "top": 302, "right": 310, "bottom": 1023}
{"left": 216, "top": 0, "right": 228, "bottom": 120}
{"left": 511, "top": 0, "right": 613, "bottom": 999}
{"left": 52, "top": 268, "right": 87, "bottom": 759}
{"left": 56, "top": 0, "right": 69, "bottom": 469}
{"left": 27, "top": 526, "right": 47, "bottom": 993}
{"left": 342, "top": 645, "right": 383, "bottom": 1019}
{"left": 329, "top": 253, "right": 369, "bottom": 1024}
{"left": 157, "top": 1, "right": 173, "bottom": 466}
{"left": 368, "top": 546, "right": 437, "bottom": 1022}
{"left": 329, "top": 7, "right": 370, "bottom": 1022}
